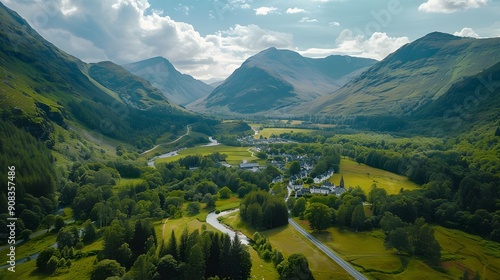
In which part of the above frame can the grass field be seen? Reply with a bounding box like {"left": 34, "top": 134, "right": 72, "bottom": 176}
{"left": 219, "top": 212, "right": 354, "bottom": 280}
{"left": 1, "top": 237, "right": 104, "bottom": 280}
{"left": 253, "top": 128, "right": 316, "bottom": 139}
{"left": 293, "top": 218, "right": 500, "bottom": 279}
{"left": 435, "top": 226, "right": 500, "bottom": 279}
{"left": 330, "top": 158, "right": 420, "bottom": 195}
{"left": 154, "top": 144, "right": 265, "bottom": 165}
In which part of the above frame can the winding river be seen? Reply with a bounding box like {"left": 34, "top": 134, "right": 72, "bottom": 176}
{"left": 205, "top": 209, "right": 250, "bottom": 245}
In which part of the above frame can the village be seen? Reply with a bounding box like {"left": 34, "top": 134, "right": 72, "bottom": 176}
{"left": 236, "top": 135, "right": 347, "bottom": 198}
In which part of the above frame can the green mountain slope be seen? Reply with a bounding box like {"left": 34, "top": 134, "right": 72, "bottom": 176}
{"left": 306, "top": 32, "right": 500, "bottom": 117}
{"left": 0, "top": 2, "right": 207, "bottom": 149}
{"left": 412, "top": 61, "right": 500, "bottom": 133}
{"left": 189, "top": 47, "right": 376, "bottom": 114}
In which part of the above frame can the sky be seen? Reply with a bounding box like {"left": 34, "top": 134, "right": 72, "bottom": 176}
{"left": 3, "top": 0, "right": 500, "bottom": 82}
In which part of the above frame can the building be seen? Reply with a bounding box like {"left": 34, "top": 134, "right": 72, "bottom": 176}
{"left": 239, "top": 162, "right": 260, "bottom": 172}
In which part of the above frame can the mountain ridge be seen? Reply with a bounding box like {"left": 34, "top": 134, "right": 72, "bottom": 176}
{"left": 305, "top": 32, "right": 500, "bottom": 117}
{"left": 0, "top": 2, "right": 209, "bottom": 150}
{"left": 123, "top": 56, "right": 212, "bottom": 106}
{"left": 189, "top": 47, "right": 377, "bottom": 114}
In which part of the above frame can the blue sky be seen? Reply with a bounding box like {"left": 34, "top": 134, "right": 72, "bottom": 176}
{"left": 4, "top": 0, "right": 500, "bottom": 81}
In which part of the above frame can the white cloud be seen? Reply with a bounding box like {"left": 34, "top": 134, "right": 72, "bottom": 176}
{"left": 299, "top": 17, "right": 318, "bottom": 23}
{"left": 2, "top": 0, "right": 292, "bottom": 81}
{"left": 300, "top": 29, "right": 410, "bottom": 61}
{"left": 214, "top": 24, "right": 293, "bottom": 52}
{"left": 254, "top": 6, "right": 279, "bottom": 15}
{"left": 454, "top": 27, "right": 480, "bottom": 38}
{"left": 286, "top": 7, "right": 307, "bottom": 14}
{"left": 418, "top": 0, "right": 489, "bottom": 13}
{"left": 329, "top": 21, "right": 340, "bottom": 26}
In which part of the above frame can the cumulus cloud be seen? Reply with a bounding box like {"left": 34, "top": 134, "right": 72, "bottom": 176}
{"left": 299, "top": 17, "right": 318, "bottom": 23}
{"left": 329, "top": 21, "right": 340, "bottom": 26}
{"left": 300, "top": 29, "right": 410, "bottom": 60}
{"left": 2, "top": 0, "right": 293, "bottom": 81}
{"left": 286, "top": 7, "right": 307, "bottom": 14}
{"left": 454, "top": 27, "right": 480, "bottom": 38}
{"left": 254, "top": 6, "right": 279, "bottom": 15}
{"left": 211, "top": 24, "right": 293, "bottom": 52}
{"left": 418, "top": 0, "right": 489, "bottom": 13}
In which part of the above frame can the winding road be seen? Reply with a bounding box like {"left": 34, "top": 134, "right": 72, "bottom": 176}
{"left": 141, "top": 125, "right": 191, "bottom": 155}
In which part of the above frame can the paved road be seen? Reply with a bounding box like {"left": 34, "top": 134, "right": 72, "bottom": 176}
{"left": 288, "top": 218, "right": 367, "bottom": 280}
{"left": 285, "top": 187, "right": 367, "bottom": 280}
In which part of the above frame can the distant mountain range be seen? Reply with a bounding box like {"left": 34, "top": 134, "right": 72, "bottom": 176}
{"left": 187, "top": 47, "right": 377, "bottom": 114}
{"left": 123, "top": 57, "right": 212, "bottom": 106}
{"left": 305, "top": 32, "right": 500, "bottom": 118}
{"left": 2, "top": 0, "right": 499, "bottom": 137}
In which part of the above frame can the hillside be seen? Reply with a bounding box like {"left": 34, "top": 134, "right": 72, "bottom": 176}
{"left": 306, "top": 32, "right": 500, "bottom": 117}
{"left": 188, "top": 47, "right": 376, "bottom": 114}
{"left": 0, "top": 2, "right": 209, "bottom": 150}
{"left": 412, "top": 61, "right": 500, "bottom": 133}
{"left": 123, "top": 57, "right": 212, "bottom": 106}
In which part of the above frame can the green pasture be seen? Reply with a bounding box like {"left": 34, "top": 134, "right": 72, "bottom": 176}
{"left": 154, "top": 145, "right": 265, "bottom": 165}
{"left": 248, "top": 246, "right": 280, "bottom": 279}
{"left": 330, "top": 158, "right": 420, "bottom": 195}
{"left": 435, "top": 226, "right": 500, "bottom": 279}
{"left": 253, "top": 127, "right": 316, "bottom": 139}
{"left": 295, "top": 218, "right": 500, "bottom": 279}
{"left": 218, "top": 212, "right": 353, "bottom": 280}
{"left": 1, "top": 236, "right": 104, "bottom": 280}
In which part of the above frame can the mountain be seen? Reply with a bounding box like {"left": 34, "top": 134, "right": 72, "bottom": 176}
{"left": 306, "top": 32, "right": 500, "bottom": 117}
{"left": 188, "top": 47, "right": 376, "bottom": 114}
{"left": 123, "top": 57, "right": 212, "bottom": 106}
{"left": 0, "top": 2, "right": 208, "bottom": 149}
{"left": 412, "top": 61, "right": 500, "bottom": 133}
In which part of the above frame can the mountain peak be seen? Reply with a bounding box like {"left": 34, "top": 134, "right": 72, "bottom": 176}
{"left": 123, "top": 57, "right": 212, "bottom": 105}
{"left": 418, "top": 31, "right": 462, "bottom": 43}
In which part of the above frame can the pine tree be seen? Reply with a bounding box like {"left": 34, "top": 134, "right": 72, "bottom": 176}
{"left": 165, "top": 230, "right": 178, "bottom": 259}
{"left": 218, "top": 234, "right": 232, "bottom": 279}
{"left": 179, "top": 227, "right": 190, "bottom": 262}
{"left": 187, "top": 245, "right": 205, "bottom": 280}
{"left": 351, "top": 204, "right": 366, "bottom": 231}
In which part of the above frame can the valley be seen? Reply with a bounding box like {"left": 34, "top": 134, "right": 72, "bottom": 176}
{"left": 0, "top": 2, "right": 499, "bottom": 280}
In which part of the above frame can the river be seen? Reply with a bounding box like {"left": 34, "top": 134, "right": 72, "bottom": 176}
{"left": 205, "top": 209, "right": 250, "bottom": 245}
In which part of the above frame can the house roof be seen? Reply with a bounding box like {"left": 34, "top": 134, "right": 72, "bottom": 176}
{"left": 239, "top": 163, "right": 259, "bottom": 169}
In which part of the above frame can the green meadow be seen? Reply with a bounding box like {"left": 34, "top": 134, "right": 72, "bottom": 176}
{"left": 219, "top": 212, "right": 353, "bottom": 280}
{"left": 330, "top": 158, "right": 420, "bottom": 195}
{"left": 154, "top": 144, "right": 265, "bottom": 165}
{"left": 292, "top": 218, "right": 500, "bottom": 279}
{"left": 253, "top": 127, "right": 316, "bottom": 139}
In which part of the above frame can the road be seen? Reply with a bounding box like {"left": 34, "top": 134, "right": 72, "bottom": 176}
{"left": 288, "top": 218, "right": 367, "bottom": 280}
{"left": 285, "top": 187, "right": 367, "bottom": 280}
{"left": 141, "top": 125, "right": 191, "bottom": 155}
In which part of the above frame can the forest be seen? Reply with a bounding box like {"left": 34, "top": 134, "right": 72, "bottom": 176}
{"left": 0, "top": 114, "right": 499, "bottom": 279}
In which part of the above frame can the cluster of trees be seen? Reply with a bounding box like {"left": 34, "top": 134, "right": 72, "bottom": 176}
{"left": 381, "top": 213, "right": 441, "bottom": 265}
{"left": 252, "top": 232, "right": 313, "bottom": 280}
{"left": 36, "top": 219, "right": 98, "bottom": 275}
{"left": 0, "top": 120, "right": 58, "bottom": 239}
{"left": 289, "top": 189, "right": 443, "bottom": 264}
{"left": 55, "top": 152, "right": 285, "bottom": 228}
{"left": 158, "top": 228, "right": 251, "bottom": 280}
{"left": 240, "top": 191, "right": 288, "bottom": 230}
{"left": 289, "top": 132, "right": 500, "bottom": 242}
{"left": 289, "top": 192, "right": 369, "bottom": 232}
